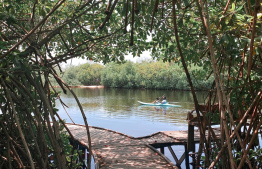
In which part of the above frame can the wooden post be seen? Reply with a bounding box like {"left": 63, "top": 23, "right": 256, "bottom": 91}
{"left": 184, "top": 144, "right": 190, "bottom": 169}
{"left": 160, "top": 147, "right": 165, "bottom": 154}
{"left": 187, "top": 123, "right": 195, "bottom": 152}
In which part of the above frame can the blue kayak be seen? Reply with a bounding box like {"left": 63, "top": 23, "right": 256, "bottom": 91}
{"left": 138, "top": 101, "right": 181, "bottom": 107}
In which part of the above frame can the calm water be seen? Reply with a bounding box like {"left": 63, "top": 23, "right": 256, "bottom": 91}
{"left": 56, "top": 88, "right": 207, "bottom": 168}
{"left": 56, "top": 88, "right": 207, "bottom": 136}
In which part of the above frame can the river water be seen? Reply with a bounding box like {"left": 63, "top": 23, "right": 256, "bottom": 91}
{"left": 56, "top": 88, "right": 207, "bottom": 168}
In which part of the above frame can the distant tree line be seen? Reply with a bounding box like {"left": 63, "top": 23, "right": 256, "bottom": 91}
{"left": 60, "top": 61, "right": 214, "bottom": 90}
{"left": 58, "top": 63, "right": 104, "bottom": 86}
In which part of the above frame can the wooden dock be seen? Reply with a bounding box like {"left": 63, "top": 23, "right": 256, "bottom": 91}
{"left": 65, "top": 123, "right": 220, "bottom": 169}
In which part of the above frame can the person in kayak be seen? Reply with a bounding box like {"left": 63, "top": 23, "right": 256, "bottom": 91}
{"left": 161, "top": 97, "right": 167, "bottom": 104}
{"left": 152, "top": 97, "right": 160, "bottom": 104}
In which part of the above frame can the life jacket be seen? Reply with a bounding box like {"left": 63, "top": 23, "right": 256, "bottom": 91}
{"left": 161, "top": 100, "right": 167, "bottom": 104}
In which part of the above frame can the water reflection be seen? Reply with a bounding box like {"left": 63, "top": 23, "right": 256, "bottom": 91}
{"left": 154, "top": 106, "right": 167, "bottom": 114}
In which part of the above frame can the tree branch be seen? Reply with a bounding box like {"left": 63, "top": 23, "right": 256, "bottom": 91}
{"left": 0, "top": 0, "right": 66, "bottom": 59}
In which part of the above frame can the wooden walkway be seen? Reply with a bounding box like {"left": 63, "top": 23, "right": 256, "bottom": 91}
{"left": 65, "top": 123, "right": 220, "bottom": 169}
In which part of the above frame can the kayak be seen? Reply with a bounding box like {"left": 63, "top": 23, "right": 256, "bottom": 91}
{"left": 137, "top": 101, "right": 181, "bottom": 107}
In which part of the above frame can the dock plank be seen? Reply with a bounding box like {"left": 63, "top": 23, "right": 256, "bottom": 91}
{"left": 96, "top": 144, "right": 175, "bottom": 169}
{"left": 66, "top": 123, "right": 178, "bottom": 168}
{"left": 66, "top": 123, "right": 220, "bottom": 168}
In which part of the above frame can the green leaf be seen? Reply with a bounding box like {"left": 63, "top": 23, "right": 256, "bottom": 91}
{"left": 231, "top": 3, "right": 236, "bottom": 10}
{"left": 236, "top": 3, "right": 245, "bottom": 12}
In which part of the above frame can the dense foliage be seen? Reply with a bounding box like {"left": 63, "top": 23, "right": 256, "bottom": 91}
{"left": 62, "top": 63, "right": 104, "bottom": 86}
{"left": 101, "top": 61, "right": 214, "bottom": 90}
{"left": 60, "top": 61, "right": 214, "bottom": 90}
{"left": 1, "top": 0, "right": 262, "bottom": 168}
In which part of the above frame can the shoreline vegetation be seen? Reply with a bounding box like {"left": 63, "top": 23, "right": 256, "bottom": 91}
{"left": 68, "top": 85, "right": 105, "bottom": 88}
{"left": 54, "top": 61, "right": 214, "bottom": 91}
